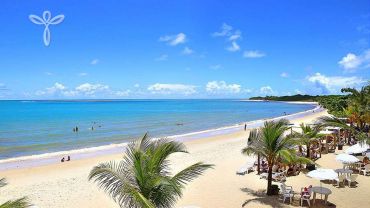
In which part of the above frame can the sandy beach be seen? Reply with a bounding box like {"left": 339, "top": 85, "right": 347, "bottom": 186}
{"left": 0, "top": 109, "right": 368, "bottom": 208}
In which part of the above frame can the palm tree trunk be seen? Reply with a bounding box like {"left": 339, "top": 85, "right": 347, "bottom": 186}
{"left": 257, "top": 154, "right": 261, "bottom": 174}
{"left": 306, "top": 143, "right": 310, "bottom": 159}
{"left": 266, "top": 164, "right": 273, "bottom": 195}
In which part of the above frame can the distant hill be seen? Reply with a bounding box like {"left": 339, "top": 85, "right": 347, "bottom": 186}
{"left": 249, "top": 94, "right": 317, "bottom": 101}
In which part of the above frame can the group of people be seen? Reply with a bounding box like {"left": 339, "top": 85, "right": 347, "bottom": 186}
{"left": 258, "top": 160, "right": 302, "bottom": 177}
{"left": 72, "top": 122, "right": 102, "bottom": 132}
{"left": 61, "top": 155, "right": 71, "bottom": 162}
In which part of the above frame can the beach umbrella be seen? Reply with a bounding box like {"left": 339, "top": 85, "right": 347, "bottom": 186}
{"left": 307, "top": 168, "right": 338, "bottom": 181}
{"left": 307, "top": 168, "right": 337, "bottom": 200}
{"left": 345, "top": 143, "right": 369, "bottom": 154}
{"left": 336, "top": 154, "right": 359, "bottom": 164}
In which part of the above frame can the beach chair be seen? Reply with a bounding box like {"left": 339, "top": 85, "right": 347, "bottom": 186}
{"left": 346, "top": 174, "right": 358, "bottom": 187}
{"left": 360, "top": 164, "right": 370, "bottom": 176}
{"left": 300, "top": 187, "right": 311, "bottom": 207}
{"left": 335, "top": 174, "right": 346, "bottom": 187}
{"left": 280, "top": 183, "right": 294, "bottom": 204}
{"left": 236, "top": 161, "right": 255, "bottom": 175}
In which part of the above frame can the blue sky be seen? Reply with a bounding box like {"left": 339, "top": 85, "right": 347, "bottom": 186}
{"left": 0, "top": 0, "right": 369, "bottom": 99}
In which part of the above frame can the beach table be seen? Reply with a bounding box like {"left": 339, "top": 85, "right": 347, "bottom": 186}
{"left": 335, "top": 168, "right": 353, "bottom": 177}
{"left": 311, "top": 186, "right": 332, "bottom": 205}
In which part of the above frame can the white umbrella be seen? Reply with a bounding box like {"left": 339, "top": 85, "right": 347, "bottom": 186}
{"left": 307, "top": 168, "right": 338, "bottom": 181}
{"left": 336, "top": 154, "right": 359, "bottom": 164}
{"left": 345, "top": 143, "right": 369, "bottom": 154}
{"left": 307, "top": 169, "right": 337, "bottom": 200}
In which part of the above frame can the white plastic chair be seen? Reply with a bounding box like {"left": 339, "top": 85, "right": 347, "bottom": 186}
{"left": 335, "top": 174, "right": 346, "bottom": 187}
{"left": 346, "top": 174, "right": 358, "bottom": 187}
{"left": 300, "top": 187, "right": 311, "bottom": 207}
{"left": 280, "top": 183, "right": 294, "bottom": 204}
{"left": 360, "top": 164, "right": 370, "bottom": 176}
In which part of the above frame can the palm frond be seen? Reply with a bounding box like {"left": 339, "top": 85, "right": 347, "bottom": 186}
{"left": 172, "top": 162, "right": 213, "bottom": 186}
{"left": 0, "top": 197, "right": 31, "bottom": 208}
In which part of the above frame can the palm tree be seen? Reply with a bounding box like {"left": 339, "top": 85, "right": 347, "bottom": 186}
{"left": 89, "top": 133, "right": 213, "bottom": 208}
{"left": 242, "top": 119, "right": 310, "bottom": 195}
{"left": 293, "top": 123, "right": 323, "bottom": 159}
{"left": 341, "top": 85, "right": 370, "bottom": 130}
{"left": 0, "top": 178, "right": 31, "bottom": 208}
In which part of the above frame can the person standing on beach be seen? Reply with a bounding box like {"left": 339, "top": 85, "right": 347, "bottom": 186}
{"left": 244, "top": 123, "right": 247, "bottom": 131}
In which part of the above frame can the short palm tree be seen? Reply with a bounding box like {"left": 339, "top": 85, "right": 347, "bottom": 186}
{"left": 0, "top": 178, "right": 31, "bottom": 208}
{"left": 242, "top": 119, "right": 311, "bottom": 195}
{"left": 293, "top": 123, "right": 323, "bottom": 159}
{"left": 89, "top": 133, "right": 213, "bottom": 208}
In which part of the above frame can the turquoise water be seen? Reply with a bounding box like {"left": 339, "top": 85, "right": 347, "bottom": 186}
{"left": 0, "top": 100, "right": 314, "bottom": 159}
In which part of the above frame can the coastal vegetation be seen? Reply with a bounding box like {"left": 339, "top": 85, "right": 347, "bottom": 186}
{"left": 319, "top": 84, "right": 370, "bottom": 144}
{"left": 89, "top": 133, "right": 213, "bottom": 208}
{"left": 0, "top": 178, "right": 31, "bottom": 208}
{"left": 242, "top": 119, "right": 312, "bottom": 195}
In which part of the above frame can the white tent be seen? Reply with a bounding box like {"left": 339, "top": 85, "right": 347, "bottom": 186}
{"left": 345, "top": 143, "right": 369, "bottom": 154}
{"left": 336, "top": 154, "right": 359, "bottom": 164}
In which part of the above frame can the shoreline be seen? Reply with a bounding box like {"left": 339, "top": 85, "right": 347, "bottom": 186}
{"left": 0, "top": 103, "right": 321, "bottom": 171}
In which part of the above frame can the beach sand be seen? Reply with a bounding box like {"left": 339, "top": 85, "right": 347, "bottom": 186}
{"left": 1, "top": 109, "right": 368, "bottom": 208}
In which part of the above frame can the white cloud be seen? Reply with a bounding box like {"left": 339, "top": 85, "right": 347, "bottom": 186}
{"left": 280, "top": 72, "right": 289, "bottom": 78}
{"left": 228, "top": 30, "right": 242, "bottom": 41}
{"left": 35, "top": 83, "right": 136, "bottom": 98}
{"left": 294, "top": 89, "right": 304, "bottom": 94}
{"left": 206, "top": 81, "right": 241, "bottom": 94}
{"left": 45, "top": 72, "right": 53, "bottom": 76}
{"left": 182, "top": 47, "right": 193, "bottom": 55}
{"left": 209, "top": 64, "right": 222, "bottom": 70}
{"left": 46, "top": 82, "right": 66, "bottom": 94}
{"left": 306, "top": 72, "right": 366, "bottom": 94}
{"left": 212, "top": 23, "right": 233, "bottom": 37}
{"left": 159, "top": 33, "right": 186, "bottom": 46}
{"left": 155, "top": 54, "right": 168, "bottom": 61}
{"left": 75, "top": 83, "right": 109, "bottom": 95}
{"left": 338, "top": 49, "right": 370, "bottom": 72}
{"left": 357, "top": 24, "right": 370, "bottom": 34}
{"left": 0, "top": 83, "right": 9, "bottom": 91}
{"left": 147, "top": 83, "right": 197, "bottom": 95}
{"left": 243, "top": 50, "right": 266, "bottom": 58}
{"left": 260, "top": 86, "right": 274, "bottom": 95}
{"left": 227, "top": 41, "right": 240, "bottom": 52}
{"left": 36, "top": 82, "right": 67, "bottom": 96}
{"left": 115, "top": 90, "right": 131, "bottom": 97}
{"left": 78, "top": 72, "right": 88, "bottom": 76}
{"left": 213, "top": 23, "right": 243, "bottom": 52}
{"left": 90, "top": 59, "right": 99, "bottom": 65}
{"left": 338, "top": 53, "right": 361, "bottom": 71}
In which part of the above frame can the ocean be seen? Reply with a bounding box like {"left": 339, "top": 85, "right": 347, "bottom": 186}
{"left": 0, "top": 100, "right": 315, "bottom": 160}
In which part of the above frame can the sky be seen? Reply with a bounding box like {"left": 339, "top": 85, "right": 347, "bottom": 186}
{"left": 0, "top": 0, "right": 369, "bottom": 99}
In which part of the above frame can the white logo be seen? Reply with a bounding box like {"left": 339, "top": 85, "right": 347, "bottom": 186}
{"left": 29, "top": 11, "right": 64, "bottom": 46}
